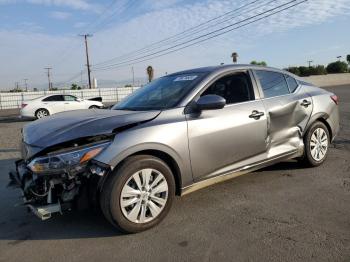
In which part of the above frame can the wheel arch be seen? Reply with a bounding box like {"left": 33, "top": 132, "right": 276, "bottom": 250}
{"left": 100, "top": 148, "right": 183, "bottom": 196}
{"left": 304, "top": 112, "right": 332, "bottom": 139}
{"left": 127, "top": 150, "right": 182, "bottom": 196}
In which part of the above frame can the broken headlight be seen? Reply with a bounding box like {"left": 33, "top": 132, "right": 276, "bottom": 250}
{"left": 27, "top": 142, "right": 111, "bottom": 174}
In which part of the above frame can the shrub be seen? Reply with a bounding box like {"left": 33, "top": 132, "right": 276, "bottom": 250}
{"left": 326, "top": 61, "right": 348, "bottom": 73}
{"left": 285, "top": 67, "right": 300, "bottom": 76}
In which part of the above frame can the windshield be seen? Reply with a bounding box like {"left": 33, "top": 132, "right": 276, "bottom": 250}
{"left": 112, "top": 73, "right": 205, "bottom": 111}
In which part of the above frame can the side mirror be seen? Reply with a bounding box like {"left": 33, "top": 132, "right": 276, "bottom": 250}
{"left": 76, "top": 98, "right": 82, "bottom": 102}
{"left": 196, "top": 95, "right": 226, "bottom": 110}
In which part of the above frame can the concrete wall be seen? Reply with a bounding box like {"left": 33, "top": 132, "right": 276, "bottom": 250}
{"left": 0, "top": 87, "right": 140, "bottom": 110}
{"left": 300, "top": 73, "right": 350, "bottom": 87}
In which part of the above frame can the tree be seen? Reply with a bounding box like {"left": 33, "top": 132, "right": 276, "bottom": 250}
{"left": 231, "top": 52, "right": 238, "bottom": 63}
{"left": 326, "top": 61, "right": 348, "bottom": 74}
{"left": 250, "top": 61, "right": 267, "bottom": 66}
{"left": 347, "top": 54, "right": 350, "bottom": 65}
{"left": 146, "top": 66, "right": 154, "bottom": 83}
{"left": 298, "top": 66, "right": 310, "bottom": 76}
{"left": 285, "top": 67, "right": 301, "bottom": 76}
{"left": 71, "top": 83, "right": 81, "bottom": 90}
{"left": 308, "top": 65, "right": 327, "bottom": 76}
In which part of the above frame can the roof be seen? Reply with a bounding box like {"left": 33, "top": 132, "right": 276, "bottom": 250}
{"left": 167, "top": 64, "right": 288, "bottom": 76}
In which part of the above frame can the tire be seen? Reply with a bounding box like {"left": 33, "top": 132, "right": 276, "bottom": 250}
{"left": 89, "top": 105, "right": 99, "bottom": 109}
{"left": 35, "top": 108, "right": 50, "bottom": 119}
{"left": 302, "top": 121, "right": 330, "bottom": 167}
{"left": 100, "top": 155, "right": 175, "bottom": 233}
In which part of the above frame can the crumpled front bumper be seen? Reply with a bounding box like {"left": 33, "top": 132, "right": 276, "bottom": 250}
{"left": 8, "top": 160, "right": 71, "bottom": 220}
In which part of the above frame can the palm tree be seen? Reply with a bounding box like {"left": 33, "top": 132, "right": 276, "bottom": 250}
{"left": 147, "top": 66, "right": 154, "bottom": 83}
{"left": 231, "top": 52, "right": 238, "bottom": 64}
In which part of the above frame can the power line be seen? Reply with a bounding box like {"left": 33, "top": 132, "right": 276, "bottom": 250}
{"left": 93, "top": 0, "right": 298, "bottom": 70}
{"left": 93, "top": 0, "right": 307, "bottom": 71}
{"left": 90, "top": 0, "right": 139, "bottom": 34}
{"left": 50, "top": 0, "right": 119, "bottom": 69}
{"left": 93, "top": 0, "right": 267, "bottom": 68}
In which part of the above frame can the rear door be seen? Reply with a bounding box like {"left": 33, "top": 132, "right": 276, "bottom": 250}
{"left": 186, "top": 70, "right": 268, "bottom": 180}
{"left": 42, "top": 95, "right": 65, "bottom": 114}
{"left": 63, "top": 95, "right": 85, "bottom": 111}
{"left": 253, "top": 70, "right": 313, "bottom": 154}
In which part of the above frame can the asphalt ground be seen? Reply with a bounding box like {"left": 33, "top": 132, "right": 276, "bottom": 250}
{"left": 0, "top": 85, "right": 349, "bottom": 262}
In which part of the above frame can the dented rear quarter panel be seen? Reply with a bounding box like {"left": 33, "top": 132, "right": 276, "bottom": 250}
{"left": 302, "top": 85, "right": 340, "bottom": 140}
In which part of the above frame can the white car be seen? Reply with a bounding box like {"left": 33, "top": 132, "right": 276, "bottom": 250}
{"left": 21, "top": 94, "right": 104, "bottom": 119}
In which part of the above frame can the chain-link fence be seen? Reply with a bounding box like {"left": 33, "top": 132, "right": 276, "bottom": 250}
{"left": 0, "top": 87, "right": 140, "bottom": 110}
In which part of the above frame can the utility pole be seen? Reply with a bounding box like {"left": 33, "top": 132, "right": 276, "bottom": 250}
{"left": 307, "top": 60, "right": 313, "bottom": 68}
{"left": 131, "top": 66, "right": 135, "bottom": 86}
{"left": 44, "top": 67, "right": 52, "bottom": 90}
{"left": 23, "top": 79, "right": 28, "bottom": 92}
{"left": 79, "top": 34, "right": 93, "bottom": 89}
{"left": 15, "top": 82, "right": 19, "bottom": 91}
{"left": 80, "top": 70, "right": 83, "bottom": 87}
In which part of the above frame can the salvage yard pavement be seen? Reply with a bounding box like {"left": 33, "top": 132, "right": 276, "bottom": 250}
{"left": 0, "top": 85, "right": 349, "bottom": 262}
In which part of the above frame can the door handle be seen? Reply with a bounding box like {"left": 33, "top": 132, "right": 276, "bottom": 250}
{"left": 249, "top": 110, "right": 264, "bottom": 120}
{"left": 301, "top": 100, "right": 311, "bottom": 108}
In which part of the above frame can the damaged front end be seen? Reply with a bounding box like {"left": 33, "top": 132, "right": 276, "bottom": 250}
{"left": 8, "top": 139, "right": 112, "bottom": 220}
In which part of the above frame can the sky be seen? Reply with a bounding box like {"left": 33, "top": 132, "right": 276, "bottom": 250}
{"left": 0, "top": 0, "right": 349, "bottom": 90}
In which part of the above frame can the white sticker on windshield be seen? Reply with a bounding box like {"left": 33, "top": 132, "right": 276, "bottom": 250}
{"left": 174, "top": 75, "right": 198, "bottom": 81}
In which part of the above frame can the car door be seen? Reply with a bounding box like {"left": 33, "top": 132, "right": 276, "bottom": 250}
{"left": 63, "top": 95, "right": 85, "bottom": 111}
{"left": 252, "top": 70, "right": 313, "bottom": 155}
{"left": 186, "top": 70, "right": 268, "bottom": 181}
{"left": 42, "top": 95, "right": 65, "bottom": 114}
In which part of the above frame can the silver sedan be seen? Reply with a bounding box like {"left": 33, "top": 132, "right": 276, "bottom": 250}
{"left": 10, "top": 65, "right": 339, "bottom": 233}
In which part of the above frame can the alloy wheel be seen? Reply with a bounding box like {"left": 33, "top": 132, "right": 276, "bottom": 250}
{"left": 310, "top": 127, "right": 328, "bottom": 161}
{"left": 120, "top": 168, "right": 169, "bottom": 224}
{"left": 36, "top": 109, "right": 48, "bottom": 118}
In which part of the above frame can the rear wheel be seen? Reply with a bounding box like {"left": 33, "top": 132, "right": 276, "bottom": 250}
{"left": 35, "top": 108, "right": 50, "bottom": 119}
{"left": 100, "top": 155, "right": 175, "bottom": 233}
{"left": 302, "top": 121, "right": 330, "bottom": 167}
{"left": 89, "top": 105, "right": 99, "bottom": 109}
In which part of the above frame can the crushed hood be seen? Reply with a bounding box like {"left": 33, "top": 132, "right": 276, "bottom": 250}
{"left": 23, "top": 109, "right": 160, "bottom": 148}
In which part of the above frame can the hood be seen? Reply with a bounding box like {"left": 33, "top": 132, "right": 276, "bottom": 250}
{"left": 23, "top": 109, "right": 160, "bottom": 148}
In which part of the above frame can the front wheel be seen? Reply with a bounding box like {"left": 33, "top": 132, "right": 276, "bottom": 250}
{"left": 100, "top": 155, "right": 175, "bottom": 233}
{"left": 302, "top": 121, "right": 330, "bottom": 167}
{"left": 89, "top": 105, "right": 99, "bottom": 109}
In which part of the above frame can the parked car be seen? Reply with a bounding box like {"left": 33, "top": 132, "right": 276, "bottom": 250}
{"left": 20, "top": 94, "right": 104, "bottom": 119}
{"left": 9, "top": 65, "right": 339, "bottom": 233}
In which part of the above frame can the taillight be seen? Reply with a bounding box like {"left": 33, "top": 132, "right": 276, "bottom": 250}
{"left": 330, "top": 95, "right": 338, "bottom": 105}
{"left": 21, "top": 103, "right": 27, "bottom": 108}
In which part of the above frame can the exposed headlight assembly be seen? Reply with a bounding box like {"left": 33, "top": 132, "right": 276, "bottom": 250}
{"left": 28, "top": 142, "right": 110, "bottom": 174}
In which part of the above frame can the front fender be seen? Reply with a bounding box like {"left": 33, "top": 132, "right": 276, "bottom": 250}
{"left": 94, "top": 110, "right": 193, "bottom": 187}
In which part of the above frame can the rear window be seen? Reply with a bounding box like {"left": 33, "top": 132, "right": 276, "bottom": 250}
{"left": 42, "top": 95, "right": 64, "bottom": 102}
{"left": 64, "top": 95, "right": 77, "bottom": 101}
{"left": 285, "top": 74, "right": 299, "bottom": 93}
{"left": 255, "top": 70, "right": 290, "bottom": 98}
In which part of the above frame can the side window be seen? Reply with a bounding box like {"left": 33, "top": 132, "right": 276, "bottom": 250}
{"left": 255, "top": 70, "right": 290, "bottom": 98}
{"left": 64, "top": 95, "right": 77, "bottom": 101}
{"left": 285, "top": 74, "right": 299, "bottom": 93}
{"left": 42, "top": 95, "right": 64, "bottom": 102}
{"left": 201, "top": 72, "right": 255, "bottom": 104}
